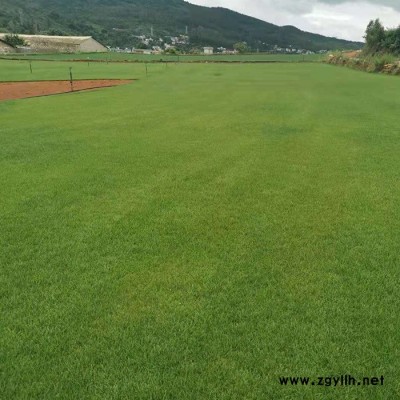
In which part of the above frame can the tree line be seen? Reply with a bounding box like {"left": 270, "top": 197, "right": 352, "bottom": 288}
{"left": 364, "top": 19, "right": 400, "bottom": 55}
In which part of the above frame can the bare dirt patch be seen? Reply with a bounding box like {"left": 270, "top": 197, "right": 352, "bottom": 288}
{"left": 0, "top": 79, "right": 133, "bottom": 101}
{"left": 343, "top": 50, "right": 362, "bottom": 59}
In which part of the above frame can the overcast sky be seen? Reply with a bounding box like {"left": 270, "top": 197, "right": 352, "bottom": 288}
{"left": 188, "top": 0, "right": 400, "bottom": 41}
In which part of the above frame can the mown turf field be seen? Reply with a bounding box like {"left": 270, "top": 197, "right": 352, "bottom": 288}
{"left": 0, "top": 52, "right": 323, "bottom": 63}
{"left": 1, "top": 60, "right": 400, "bottom": 399}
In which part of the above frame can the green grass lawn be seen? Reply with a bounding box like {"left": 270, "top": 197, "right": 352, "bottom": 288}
{"left": 1, "top": 61, "right": 400, "bottom": 399}
{"left": 0, "top": 59, "right": 155, "bottom": 81}
{"left": 0, "top": 52, "right": 323, "bottom": 63}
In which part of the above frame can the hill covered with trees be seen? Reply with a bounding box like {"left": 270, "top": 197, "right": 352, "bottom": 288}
{"left": 0, "top": 0, "right": 362, "bottom": 51}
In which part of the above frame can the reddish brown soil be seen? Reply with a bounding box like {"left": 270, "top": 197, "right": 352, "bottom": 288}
{"left": 0, "top": 79, "right": 133, "bottom": 101}
{"left": 343, "top": 50, "right": 362, "bottom": 59}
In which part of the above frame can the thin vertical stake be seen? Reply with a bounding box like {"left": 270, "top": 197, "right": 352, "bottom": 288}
{"left": 29, "top": 61, "right": 32, "bottom": 74}
{"left": 69, "top": 67, "right": 73, "bottom": 91}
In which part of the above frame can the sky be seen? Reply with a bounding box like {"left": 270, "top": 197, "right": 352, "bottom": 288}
{"left": 188, "top": 0, "right": 400, "bottom": 41}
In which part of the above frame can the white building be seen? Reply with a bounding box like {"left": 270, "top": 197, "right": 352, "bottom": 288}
{"left": 203, "top": 47, "right": 213, "bottom": 55}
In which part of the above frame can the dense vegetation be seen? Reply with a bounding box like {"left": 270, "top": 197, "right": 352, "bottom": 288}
{"left": 1, "top": 33, "right": 26, "bottom": 47}
{"left": 327, "top": 51, "right": 399, "bottom": 74}
{"left": 0, "top": 0, "right": 362, "bottom": 50}
{"left": 326, "top": 19, "right": 400, "bottom": 76}
{"left": 364, "top": 19, "right": 400, "bottom": 55}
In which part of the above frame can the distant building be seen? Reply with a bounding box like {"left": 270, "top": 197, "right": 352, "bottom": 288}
{"left": 164, "top": 44, "right": 176, "bottom": 51}
{"left": 0, "top": 34, "right": 107, "bottom": 53}
{"left": 132, "top": 49, "right": 153, "bottom": 55}
{"left": 0, "top": 39, "right": 15, "bottom": 53}
{"left": 222, "top": 49, "right": 238, "bottom": 55}
{"left": 203, "top": 47, "right": 213, "bottom": 55}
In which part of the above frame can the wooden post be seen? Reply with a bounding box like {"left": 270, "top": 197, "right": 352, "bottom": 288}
{"left": 69, "top": 67, "right": 73, "bottom": 91}
{"left": 29, "top": 61, "right": 32, "bottom": 74}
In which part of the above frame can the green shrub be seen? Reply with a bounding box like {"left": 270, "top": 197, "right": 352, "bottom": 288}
{"left": 3, "top": 34, "right": 26, "bottom": 47}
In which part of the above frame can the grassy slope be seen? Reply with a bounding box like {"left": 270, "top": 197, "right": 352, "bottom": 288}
{"left": 1, "top": 61, "right": 400, "bottom": 399}
{"left": 0, "top": 58, "right": 146, "bottom": 81}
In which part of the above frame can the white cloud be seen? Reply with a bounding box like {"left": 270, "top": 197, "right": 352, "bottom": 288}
{"left": 303, "top": 3, "right": 400, "bottom": 40}
{"left": 188, "top": 0, "right": 400, "bottom": 41}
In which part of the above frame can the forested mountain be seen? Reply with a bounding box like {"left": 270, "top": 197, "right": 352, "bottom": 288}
{"left": 0, "top": 0, "right": 362, "bottom": 50}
